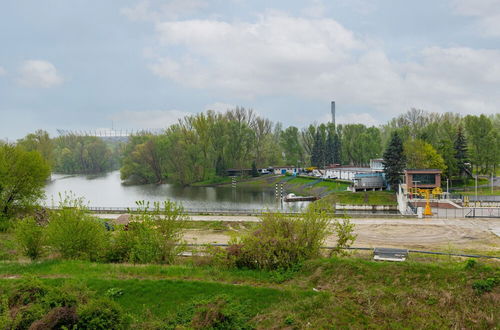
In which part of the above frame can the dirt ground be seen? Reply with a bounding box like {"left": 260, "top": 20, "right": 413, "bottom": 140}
{"left": 182, "top": 217, "right": 500, "bottom": 253}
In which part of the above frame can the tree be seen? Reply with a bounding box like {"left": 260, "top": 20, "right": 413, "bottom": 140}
{"left": 0, "top": 144, "right": 50, "bottom": 219}
{"left": 311, "top": 128, "right": 326, "bottom": 168}
{"left": 17, "top": 130, "right": 54, "bottom": 166}
{"left": 464, "top": 114, "right": 497, "bottom": 174}
{"left": 454, "top": 126, "right": 470, "bottom": 178}
{"left": 404, "top": 139, "right": 447, "bottom": 171}
{"left": 280, "top": 126, "right": 303, "bottom": 166}
{"left": 251, "top": 161, "right": 259, "bottom": 177}
{"left": 333, "top": 130, "right": 341, "bottom": 164}
{"left": 382, "top": 131, "right": 406, "bottom": 190}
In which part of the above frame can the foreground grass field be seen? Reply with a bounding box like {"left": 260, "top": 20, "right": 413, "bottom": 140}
{"left": 1, "top": 257, "right": 498, "bottom": 328}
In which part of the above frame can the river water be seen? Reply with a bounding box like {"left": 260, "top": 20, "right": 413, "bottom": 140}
{"left": 44, "top": 171, "right": 308, "bottom": 212}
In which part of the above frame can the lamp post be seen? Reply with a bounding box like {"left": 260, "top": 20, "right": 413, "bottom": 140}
{"left": 475, "top": 175, "right": 478, "bottom": 207}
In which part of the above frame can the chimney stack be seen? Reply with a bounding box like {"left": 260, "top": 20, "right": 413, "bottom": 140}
{"left": 331, "top": 101, "right": 336, "bottom": 126}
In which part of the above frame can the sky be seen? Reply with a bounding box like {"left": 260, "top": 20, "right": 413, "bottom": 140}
{"left": 1, "top": 0, "right": 500, "bottom": 139}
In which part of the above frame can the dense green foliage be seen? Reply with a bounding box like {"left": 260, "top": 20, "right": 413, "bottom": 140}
{"left": 210, "top": 203, "right": 355, "bottom": 270}
{"left": 14, "top": 217, "right": 45, "bottom": 260}
{"left": 119, "top": 107, "right": 499, "bottom": 185}
{"left": 382, "top": 131, "right": 406, "bottom": 189}
{"left": 108, "top": 201, "right": 188, "bottom": 264}
{"left": 0, "top": 277, "right": 129, "bottom": 329}
{"left": 52, "top": 135, "right": 120, "bottom": 174}
{"left": 0, "top": 144, "right": 50, "bottom": 223}
{"left": 404, "top": 139, "right": 447, "bottom": 170}
{"left": 45, "top": 198, "right": 109, "bottom": 261}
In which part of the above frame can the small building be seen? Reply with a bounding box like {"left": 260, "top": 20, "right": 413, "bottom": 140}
{"left": 353, "top": 172, "right": 386, "bottom": 191}
{"left": 272, "top": 166, "right": 299, "bottom": 175}
{"left": 404, "top": 169, "right": 442, "bottom": 190}
{"left": 324, "top": 165, "right": 372, "bottom": 181}
{"left": 370, "top": 158, "right": 384, "bottom": 172}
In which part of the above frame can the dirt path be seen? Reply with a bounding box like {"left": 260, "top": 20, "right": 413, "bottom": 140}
{"left": 183, "top": 218, "right": 500, "bottom": 252}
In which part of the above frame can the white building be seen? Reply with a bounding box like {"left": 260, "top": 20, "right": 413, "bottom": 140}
{"left": 272, "top": 166, "right": 299, "bottom": 175}
{"left": 324, "top": 166, "right": 373, "bottom": 181}
{"left": 370, "top": 158, "right": 384, "bottom": 172}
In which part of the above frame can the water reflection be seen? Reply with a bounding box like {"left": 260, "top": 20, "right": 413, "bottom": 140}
{"left": 44, "top": 171, "right": 308, "bottom": 211}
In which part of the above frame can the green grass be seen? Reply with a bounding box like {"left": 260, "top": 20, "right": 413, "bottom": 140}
{"left": 461, "top": 187, "right": 500, "bottom": 196}
{"left": 322, "top": 191, "right": 397, "bottom": 205}
{"left": 0, "top": 258, "right": 498, "bottom": 328}
{"left": 451, "top": 177, "right": 489, "bottom": 188}
{"left": 190, "top": 176, "right": 233, "bottom": 186}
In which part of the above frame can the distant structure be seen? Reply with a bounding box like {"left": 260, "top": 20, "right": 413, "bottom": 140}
{"left": 331, "top": 101, "right": 336, "bottom": 126}
{"left": 56, "top": 129, "right": 163, "bottom": 138}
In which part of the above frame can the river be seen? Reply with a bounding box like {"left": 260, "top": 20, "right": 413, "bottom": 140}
{"left": 44, "top": 171, "right": 308, "bottom": 212}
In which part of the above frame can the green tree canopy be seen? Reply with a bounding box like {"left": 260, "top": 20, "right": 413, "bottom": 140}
{"left": 404, "top": 139, "right": 446, "bottom": 171}
{"left": 383, "top": 131, "right": 406, "bottom": 190}
{"left": 0, "top": 144, "right": 50, "bottom": 218}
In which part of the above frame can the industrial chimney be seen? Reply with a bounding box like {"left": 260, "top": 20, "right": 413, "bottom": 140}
{"left": 331, "top": 101, "right": 336, "bottom": 126}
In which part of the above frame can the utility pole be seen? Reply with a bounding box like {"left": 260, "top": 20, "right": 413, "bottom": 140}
{"left": 475, "top": 175, "right": 478, "bottom": 208}
{"left": 492, "top": 173, "right": 494, "bottom": 195}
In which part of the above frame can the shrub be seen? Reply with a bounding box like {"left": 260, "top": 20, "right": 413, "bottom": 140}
{"left": 0, "top": 215, "right": 13, "bottom": 232}
{"left": 8, "top": 276, "right": 48, "bottom": 307}
{"left": 329, "top": 218, "right": 357, "bottom": 256}
{"left": 228, "top": 202, "right": 331, "bottom": 270}
{"left": 109, "top": 200, "right": 188, "bottom": 264}
{"left": 14, "top": 216, "right": 45, "bottom": 260}
{"left": 171, "top": 295, "right": 251, "bottom": 329}
{"left": 0, "top": 295, "right": 10, "bottom": 329}
{"left": 45, "top": 196, "right": 109, "bottom": 261}
{"left": 472, "top": 278, "right": 498, "bottom": 294}
{"left": 11, "top": 303, "right": 46, "bottom": 330}
{"left": 41, "top": 281, "right": 89, "bottom": 309}
{"left": 29, "top": 306, "right": 78, "bottom": 330}
{"left": 464, "top": 259, "right": 477, "bottom": 270}
{"left": 78, "top": 298, "right": 129, "bottom": 330}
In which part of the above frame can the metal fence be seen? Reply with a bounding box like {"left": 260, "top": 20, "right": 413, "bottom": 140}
{"left": 430, "top": 207, "right": 500, "bottom": 218}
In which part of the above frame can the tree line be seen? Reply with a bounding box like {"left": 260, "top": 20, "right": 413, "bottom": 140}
{"left": 120, "top": 107, "right": 499, "bottom": 185}
{"left": 16, "top": 130, "right": 122, "bottom": 174}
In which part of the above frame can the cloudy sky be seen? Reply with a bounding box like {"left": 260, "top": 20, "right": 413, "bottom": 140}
{"left": 1, "top": 0, "right": 500, "bottom": 139}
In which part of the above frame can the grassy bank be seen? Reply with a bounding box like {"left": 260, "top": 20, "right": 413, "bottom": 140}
{"left": 1, "top": 257, "right": 498, "bottom": 328}
{"left": 323, "top": 190, "right": 397, "bottom": 206}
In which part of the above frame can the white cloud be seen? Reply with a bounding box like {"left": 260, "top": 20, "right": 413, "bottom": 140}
{"left": 17, "top": 60, "right": 63, "bottom": 88}
{"left": 121, "top": 0, "right": 207, "bottom": 21}
{"left": 204, "top": 102, "right": 236, "bottom": 112}
{"left": 148, "top": 12, "right": 500, "bottom": 117}
{"left": 0, "top": 66, "right": 6, "bottom": 76}
{"left": 110, "top": 109, "right": 192, "bottom": 129}
{"left": 452, "top": 0, "right": 500, "bottom": 37}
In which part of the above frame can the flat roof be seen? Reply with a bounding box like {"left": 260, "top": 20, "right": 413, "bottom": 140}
{"left": 405, "top": 169, "right": 442, "bottom": 173}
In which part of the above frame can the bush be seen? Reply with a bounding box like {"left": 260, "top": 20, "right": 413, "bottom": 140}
{"left": 227, "top": 202, "right": 331, "bottom": 270}
{"left": 14, "top": 217, "right": 45, "bottom": 260}
{"left": 171, "top": 295, "right": 251, "bottom": 329}
{"left": 329, "top": 218, "right": 357, "bottom": 256}
{"left": 464, "top": 259, "right": 477, "bottom": 270}
{"left": 45, "top": 196, "right": 109, "bottom": 261}
{"left": 108, "top": 200, "right": 188, "bottom": 264}
{"left": 11, "top": 303, "right": 46, "bottom": 330}
{"left": 8, "top": 277, "right": 48, "bottom": 307}
{"left": 472, "top": 278, "right": 498, "bottom": 294}
{"left": 78, "top": 298, "right": 129, "bottom": 330}
{"left": 0, "top": 216, "right": 13, "bottom": 232}
{"left": 29, "top": 306, "right": 78, "bottom": 330}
